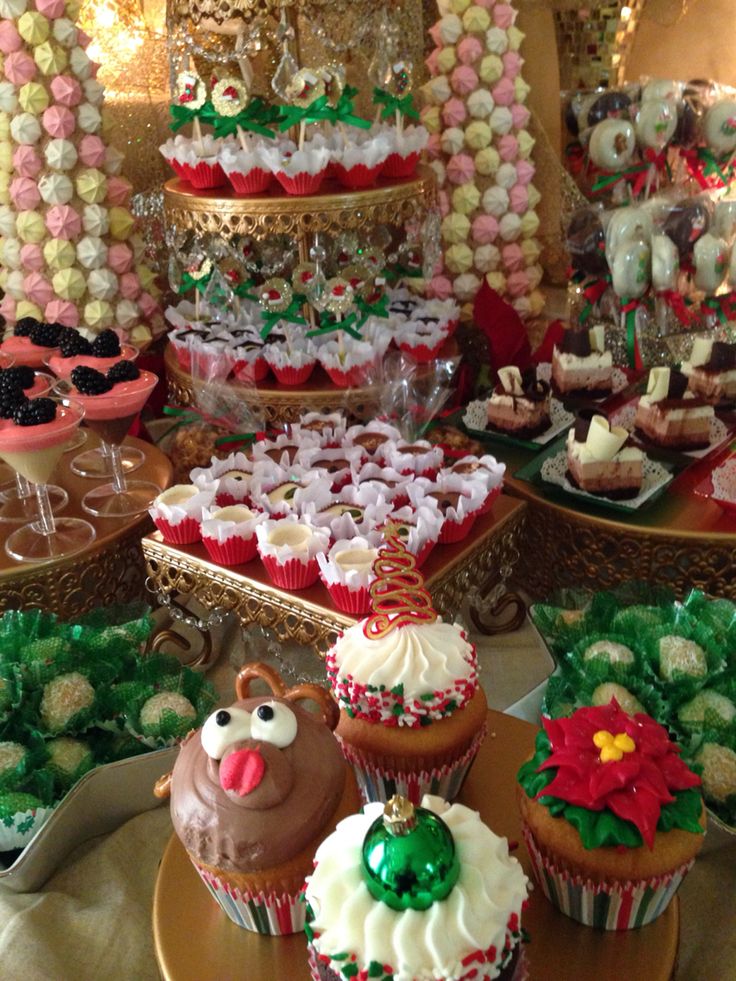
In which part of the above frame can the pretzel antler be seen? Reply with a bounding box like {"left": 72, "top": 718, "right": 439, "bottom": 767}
{"left": 285, "top": 683, "right": 340, "bottom": 732}
{"left": 236, "top": 662, "right": 288, "bottom": 701}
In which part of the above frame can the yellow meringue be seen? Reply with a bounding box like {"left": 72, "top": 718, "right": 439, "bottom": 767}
{"left": 83, "top": 299, "right": 114, "bottom": 330}
{"left": 485, "top": 271, "right": 506, "bottom": 293}
{"left": 52, "top": 266, "right": 86, "bottom": 300}
{"left": 452, "top": 183, "right": 481, "bottom": 215}
{"left": 422, "top": 106, "right": 441, "bottom": 134}
{"left": 18, "top": 81, "right": 49, "bottom": 115}
{"left": 442, "top": 211, "right": 471, "bottom": 245}
{"left": 15, "top": 300, "right": 43, "bottom": 322}
{"left": 520, "top": 210, "right": 540, "bottom": 238}
{"left": 475, "top": 146, "right": 500, "bottom": 175}
{"left": 465, "top": 120, "right": 491, "bottom": 150}
{"left": 462, "top": 5, "right": 490, "bottom": 33}
{"left": 507, "top": 26, "right": 525, "bottom": 51}
{"left": 109, "top": 207, "right": 134, "bottom": 241}
{"left": 479, "top": 54, "right": 503, "bottom": 84}
{"left": 18, "top": 11, "right": 49, "bottom": 45}
{"left": 34, "top": 41, "right": 67, "bottom": 76}
{"left": 437, "top": 46, "right": 457, "bottom": 74}
{"left": 444, "top": 243, "right": 474, "bottom": 274}
{"left": 16, "top": 210, "right": 45, "bottom": 243}
{"left": 43, "top": 237, "right": 76, "bottom": 270}
{"left": 75, "top": 168, "right": 107, "bottom": 204}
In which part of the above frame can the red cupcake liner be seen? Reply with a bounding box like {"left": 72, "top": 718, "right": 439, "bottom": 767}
{"left": 274, "top": 170, "right": 326, "bottom": 196}
{"left": 382, "top": 151, "right": 421, "bottom": 178}
{"left": 227, "top": 168, "right": 272, "bottom": 195}
{"left": 398, "top": 340, "right": 445, "bottom": 364}
{"left": 409, "top": 538, "right": 436, "bottom": 567}
{"left": 323, "top": 363, "right": 373, "bottom": 388}
{"left": 202, "top": 533, "right": 258, "bottom": 566}
{"left": 438, "top": 509, "right": 478, "bottom": 544}
{"left": 171, "top": 342, "right": 192, "bottom": 371}
{"left": 398, "top": 465, "right": 439, "bottom": 480}
{"left": 444, "top": 317, "right": 459, "bottom": 339}
{"left": 188, "top": 161, "right": 228, "bottom": 189}
{"left": 260, "top": 553, "right": 320, "bottom": 590}
{"left": 478, "top": 485, "right": 502, "bottom": 515}
{"left": 153, "top": 516, "right": 201, "bottom": 545}
{"left": 234, "top": 357, "right": 270, "bottom": 384}
{"left": 270, "top": 362, "right": 316, "bottom": 386}
{"left": 324, "top": 581, "right": 372, "bottom": 615}
{"left": 333, "top": 161, "right": 385, "bottom": 189}
{"left": 164, "top": 157, "right": 190, "bottom": 181}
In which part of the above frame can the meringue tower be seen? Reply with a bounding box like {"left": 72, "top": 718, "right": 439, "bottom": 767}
{"left": 0, "top": 0, "right": 159, "bottom": 342}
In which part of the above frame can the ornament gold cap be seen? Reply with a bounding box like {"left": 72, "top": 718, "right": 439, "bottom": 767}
{"left": 383, "top": 795, "right": 416, "bottom": 836}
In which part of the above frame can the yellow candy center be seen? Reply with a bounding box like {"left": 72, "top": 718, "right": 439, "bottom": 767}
{"left": 593, "top": 729, "right": 636, "bottom": 763}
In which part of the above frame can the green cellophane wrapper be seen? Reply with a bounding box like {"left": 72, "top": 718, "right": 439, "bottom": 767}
{"left": 0, "top": 731, "right": 47, "bottom": 793}
{"left": 566, "top": 631, "right": 644, "bottom": 686}
{"left": 672, "top": 672, "right": 736, "bottom": 743}
{"left": 0, "top": 667, "right": 22, "bottom": 733}
{"left": 681, "top": 590, "right": 736, "bottom": 654}
{"left": 43, "top": 736, "right": 95, "bottom": 793}
{"left": 71, "top": 603, "right": 154, "bottom": 675}
{"left": 541, "top": 674, "right": 577, "bottom": 718}
{"left": 642, "top": 621, "right": 726, "bottom": 700}
{"left": 16, "top": 637, "right": 76, "bottom": 689}
{"left": 575, "top": 672, "right": 670, "bottom": 726}
{"left": 683, "top": 728, "right": 736, "bottom": 828}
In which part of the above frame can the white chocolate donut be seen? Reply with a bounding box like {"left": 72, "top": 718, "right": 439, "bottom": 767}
{"left": 693, "top": 232, "right": 729, "bottom": 294}
{"left": 635, "top": 99, "right": 677, "bottom": 151}
{"left": 703, "top": 100, "right": 736, "bottom": 156}
{"left": 612, "top": 238, "right": 651, "bottom": 298}
{"left": 589, "top": 118, "right": 635, "bottom": 170}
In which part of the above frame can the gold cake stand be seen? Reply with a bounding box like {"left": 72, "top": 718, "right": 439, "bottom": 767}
{"left": 153, "top": 708, "right": 679, "bottom": 981}
{"left": 0, "top": 436, "right": 173, "bottom": 618}
{"left": 142, "top": 495, "right": 527, "bottom": 657}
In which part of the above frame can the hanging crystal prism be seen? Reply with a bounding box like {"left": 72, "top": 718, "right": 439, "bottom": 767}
{"left": 272, "top": 9, "right": 298, "bottom": 99}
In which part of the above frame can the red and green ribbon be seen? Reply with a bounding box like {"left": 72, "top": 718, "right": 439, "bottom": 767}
{"left": 212, "top": 97, "right": 279, "bottom": 139}
{"left": 703, "top": 291, "right": 736, "bottom": 324}
{"left": 620, "top": 297, "right": 645, "bottom": 369}
{"left": 591, "top": 162, "right": 648, "bottom": 195}
{"left": 657, "top": 290, "right": 695, "bottom": 327}
{"left": 680, "top": 146, "right": 736, "bottom": 190}
{"left": 259, "top": 298, "right": 306, "bottom": 340}
{"left": 372, "top": 87, "right": 419, "bottom": 122}
{"left": 578, "top": 275, "right": 610, "bottom": 324}
{"left": 306, "top": 311, "right": 362, "bottom": 340}
{"left": 162, "top": 405, "right": 264, "bottom": 445}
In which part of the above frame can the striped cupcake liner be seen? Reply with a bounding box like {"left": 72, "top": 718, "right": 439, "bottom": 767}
{"left": 522, "top": 825, "right": 693, "bottom": 930}
{"left": 193, "top": 862, "right": 305, "bottom": 934}
{"left": 339, "top": 722, "right": 486, "bottom": 805}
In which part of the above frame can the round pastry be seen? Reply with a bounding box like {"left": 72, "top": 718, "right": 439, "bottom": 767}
{"left": 693, "top": 232, "right": 728, "bottom": 295}
{"left": 635, "top": 99, "right": 677, "bottom": 151}
{"left": 582, "top": 640, "right": 636, "bottom": 667}
{"left": 139, "top": 691, "right": 197, "bottom": 739}
{"left": 40, "top": 671, "right": 95, "bottom": 734}
{"left": 305, "top": 795, "right": 529, "bottom": 981}
{"left": 677, "top": 690, "right": 736, "bottom": 731}
{"left": 46, "top": 736, "right": 93, "bottom": 786}
{"left": 591, "top": 681, "right": 645, "bottom": 716}
{"left": 657, "top": 635, "right": 708, "bottom": 681}
{"left": 517, "top": 701, "right": 705, "bottom": 929}
{"left": 612, "top": 238, "right": 650, "bottom": 299}
{"left": 154, "top": 662, "right": 360, "bottom": 934}
{"left": 703, "top": 99, "right": 736, "bottom": 156}
{"left": 588, "top": 118, "right": 636, "bottom": 171}
{"left": 693, "top": 743, "right": 736, "bottom": 807}
{"left": 326, "top": 531, "right": 488, "bottom": 803}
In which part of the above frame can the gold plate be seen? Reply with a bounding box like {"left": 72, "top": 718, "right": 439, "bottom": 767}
{"left": 153, "top": 709, "right": 680, "bottom": 981}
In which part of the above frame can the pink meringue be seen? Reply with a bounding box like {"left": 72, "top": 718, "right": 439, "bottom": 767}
{"left": 138, "top": 292, "right": 158, "bottom": 318}
{"left": 509, "top": 184, "right": 529, "bottom": 214}
{"left": 42, "top": 103, "right": 75, "bottom": 138}
{"left": 4, "top": 51, "right": 36, "bottom": 86}
{"left": 0, "top": 22, "right": 22, "bottom": 54}
{"left": 506, "top": 270, "right": 530, "bottom": 298}
{"left": 12, "top": 145, "right": 42, "bottom": 178}
{"left": 457, "top": 36, "right": 482, "bottom": 65}
{"left": 118, "top": 272, "right": 141, "bottom": 300}
{"left": 492, "top": 77, "right": 515, "bottom": 107}
{"left": 446, "top": 153, "right": 476, "bottom": 185}
{"left": 502, "top": 51, "right": 522, "bottom": 79}
{"left": 450, "top": 65, "right": 478, "bottom": 96}
{"left": 50, "top": 73, "right": 81, "bottom": 106}
{"left": 471, "top": 214, "right": 499, "bottom": 245}
{"left": 0, "top": 295, "right": 16, "bottom": 322}
{"left": 44, "top": 298, "right": 78, "bottom": 327}
{"left": 23, "top": 271, "right": 53, "bottom": 306}
{"left": 78, "top": 133, "right": 105, "bottom": 167}
{"left": 515, "top": 159, "right": 535, "bottom": 185}
{"left": 45, "top": 203, "right": 81, "bottom": 239}
{"left": 493, "top": 3, "right": 516, "bottom": 28}
{"left": 425, "top": 49, "right": 440, "bottom": 75}
{"left": 35, "top": 0, "right": 66, "bottom": 16}
{"left": 19, "top": 242, "right": 44, "bottom": 271}
{"left": 442, "top": 97, "right": 467, "bottom": 128}
{"left": 428, "top": 22, "right": 443, "bottom": 47}
{"left": 502, "top": 243, "right": 524, "bottom": 272}
{"left": 10, "top": 176, "right": 40, "bottom": 210}
{"left": 426, "top": 133, "right": 442, "bottom": 159}
{"left": 77, "top": 29, "right": 92, "bottom": 47}
{"left": 511, "top": 104, "right": 530, "bottom": 130}
{"left": 474, "top": 0, "right": 494, "bottom": 6}
{"left": 107, "top": 242, "right": 133, "bottom": 274}
{"left": 497, "top": 134, "right": 519, "bottom": 162}
{"left": 429, "top": 275, "right": 454, "bottom": 300}
{"left": 105, "top": 175, "right": 131, "bottom": 207}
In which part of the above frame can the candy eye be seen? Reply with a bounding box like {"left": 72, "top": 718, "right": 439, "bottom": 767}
{"left": 250, "top": 701, "right": 297, "bottom": 748}
{"left": 201, "top": 705, "right": 251, "bottom": 759}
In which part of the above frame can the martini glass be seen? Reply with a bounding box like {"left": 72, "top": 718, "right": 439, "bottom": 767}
{"left": 0, "top": 398, "right": 95, "bottom": 562}
{"left": 0, "top": 369, "right": 69, "bottom": 523}
{"left": 57, "top": 371, "right": 161, "bottom": 518}
{"left": 45, "top": 345, "right": 144, "bottom": 477}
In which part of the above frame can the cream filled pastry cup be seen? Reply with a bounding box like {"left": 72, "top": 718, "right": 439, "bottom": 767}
{"left": 317, "top": 536, "right": 382, "bottom": 616}
{"left": 256, "top": 515, "right": 330, "bottom": 591}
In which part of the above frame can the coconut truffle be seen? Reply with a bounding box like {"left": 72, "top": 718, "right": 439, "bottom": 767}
{"left": 139, "top": 691, "right": 197, "bottom": 738}
{"left": 678, "top": 691, "right": 736, "bottom": 730}
{"left": 582, "top": 640, "right": 636, "bottom": 666}
{"left": 591, "top": 682, "right": 645, "bottom": 716}
{"left": 658, "top": 636, "right": 708, "bottom": 681}
{"left": 0, "top": 677, "right": 13, "bottom": 713}
{"left": 40, "top": 671, "right": 95, "bottom": 733}
{"left": 46, "top": 737, "right": 93, "bottom": 779}
{"left": 0, "top": 741, "right": 26, "bottom": 777}
{"left": 694, "top": 743, "right": 736, "bottom": 804}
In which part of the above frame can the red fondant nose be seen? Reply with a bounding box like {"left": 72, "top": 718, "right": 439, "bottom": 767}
{"left": 219, "top": 748, "right": 265, "bottom": 796}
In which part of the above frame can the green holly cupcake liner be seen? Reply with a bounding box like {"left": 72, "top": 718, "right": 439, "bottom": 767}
{"left": 541, "top": 675, "right": 577, "bottom": 718}
{"left": 575, "top": 673, "right": 671, "bottom": 727}
{"left": 0, "top": 793, "right": 56, "bottom": 851}
{"left": 0, "top": 732, "right": 47, "bottom": 794}
{"left": 565, "top": 631, "right": 644, "bottom": 685}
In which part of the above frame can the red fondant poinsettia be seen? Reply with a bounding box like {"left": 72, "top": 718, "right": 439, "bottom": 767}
{"left": 537, "top": 701, "right": 700, "bottom": 848}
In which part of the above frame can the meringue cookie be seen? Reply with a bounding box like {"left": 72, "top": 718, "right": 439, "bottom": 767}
{"left": 42, "top": 103, "right": 75, "bottom": 138}
{"left": 0, "top": 114, "right": 9, "bottom": 140}
{"left": 463, "top": 5, "right": 490, "bottom": 32}
{"left": 499, "top": 212, "right": 522, "bottom": 242}
{"left": 429, "top": 159, "right": 445, "bottom": 186}
{"left": 446, "top": 152, "right": 475, "bottom": 185}
{"left": 1, "top": 237, "right": 20, "bottom": 268}
{"left": 448, "top": 0, "right": 469, "bottom": 12}
{"left": 109, "top": 207, "right": 134, "bottom": 240}
{"left": 465, "top": 120, "right": 491, "bottom": 150}
{"left": 472, "top": 214, "right": 498, "bottom": 244}
{"left": 77, "top": 102, "right": 101, "bottom": 133}
{"left": 493, "top": 3, "right": 515, "bottom": 28}
{"left": 15, "top": 300, "right": 43, "bottom": 322}
{"left": 23, "top": 271, "right": 53, "bottom": 306}
{"left": 527, "top": 184, "right": 541, "bottom": 209}
{"left": 474, "top": 243, "right": 501, "bottom": 273}
{"left": 0, "top": 205, "right": 16, "bottom": 237}
{"left": 115, "top": 298, "right": 139, "bottom": 329}
{"left": 496, "top": 162, "right": 517, "bottom": 189}
{"left": 131, "top": 237, "right": 147, "bottom": 265}
{"left": 475, "top": 145, "right": 500, "bottom": 175}
{"left": 485, "top": 27, "right": 508, "bottom": 55}
{"left": 490, "top": 106, "right": 513, "bottom": 134}
{"left": 10, "top": 112, "right": 41, "bottom": 145}
{"left": 503, "top": 51, "right": 523, "bottom": 79}
{"left": 452, "top": 183, "right": 481, "bottom": 214}
{"left": 37, "top": 0, "right": 66, "bottom": 15}
{"left": 439, "top": 13, "right": 463, "bottom": 44}
{"left": 437, "top": 46, "right": 457, "bottom": 75}
{"left": 83, "top": 298, "right": 114, "bottom": 329}
{"left": 0, "top": 295, "right": 17, "bottom": 321}
{"left": 18, "top": 11, "right": 49, "bottom": 45}
{"left": 467, "top": 89, "right": 493, "bottom": 119}
{"left": 138, "top": 292, "right": 158, "bottom": 318}
{"left": 76, "top": 167, "right": 107, "bottom": 204}
{"left": 457, "top": 35, "right": 482, "bottom": 65}
{"left": 45, "top": 137, "right": 77, "bottom": 170}
{"left": 453, "top": 272, "right": 481, "bottom": 302}
{"left": 425, "top": 75, "right": 451, "bottom": 106}
{"left": 492, "top": 77, "right": 515, "bottom": 107}
{"left": 514, "top": 78, "right": 531, "bottom": 103}
{"left": 134, "top": 262, "right": 154, "bottom": 290}
{"left": 5, "top": 269, "right": 26, "bottom": 299}
{"left": 482, "top": 185, "right": 509, "bottom": 217}
{"left": 87, "top": 267, "right": 118, "bottom": 301}
{"left": 440, "top": 126, "right": 465, "bottom": 155}
{"left": 509, "top": 184, "right": 528, "bottom": 213}
{"left": 515, "top": 159, "right": 534, "bottom": 185}
{"left": 118, "top": 271, "right": 140, "bottom": 299}
{"left": 45, "top": 203, "right": 81, "bottom": 239}
{"left": 0, "top": 81, "right": 17, "bottom": 112}
{"left": 507, "top": 26, "right": 525, "bottom": 51}
{"left": 517, "top": 130, "right": 535, "bottom": 158}
{"left": 451, "top": 65, "right": 478, "bottom": 96}
{"left": 10, "top": 176, "right": 40, "bottom": 210}
{"left": 497, "top": 133, "right": 518, "bottom": 162}
{"left": 43, "top": 237, "right": 75, "bottom": 269}
{"left": 39, "top": 171, "right": 73, "bottom": 205}
{"left": 0, "top": 143, "right": 10, "bottom": 172}
{"left": 106, "top": 175, "right": 131, "bottom": 206}
{"left": 52, "top": 17, "right": 77, "bottom": 47}
{"left": 16, "top": 210, "right": 45, "bottom": 244}
{"left": 76, "top": 234, "right": 107, "bottom": 269}
{"left": 444, "top": 242, "right": 474, "bottom": 274}
{"left": 18, "top": 80, "right": 48, "bottom": 115}
{"left": 83, "top": 77, "right": 104, "bottom": 106}
{"left": 0, "top": 21, "right": 22, "bottom": 54}
{"left": 442, "top": 97, "right": 467, "bottom": 128}
{"left": 106, "top": 241, "right": 132, "bottom": 273}
{"left": 45, "top": 297, "right": 79, "bottom": 328}
{"left": 5, "top": 50, "right": 37, "bottom": 87}
{"left": 82, "top": 203, "right": 109, "bottom": 236}
{"left": 442, "top": 212, "right": 471, "bottom": 245}
{"left": 0, "top": 174, "right": 9, "bottom": 205}
{"left": 34, "top": 41, "right": 67, "bottom": 75}
{"left": 420, "top": 105, "right": 441, "bottom": 134}
{"left": 52, "top": 266, "right": 86, "bottom": 300}
{"left": 486, "top": 271, "right": 506, "bottom": 293}
{"left": 521, "top": 238, "right": 541, "bottom": 266}
{"left": 429, "top": 275, "right": 454, "bottom": 300}
{"left": 78, "top": 133, "right": 105, "bottom": 166}
{"left": 0, "top": 0, "right": 27, "bottom": 21}
{"left": 69, "top": 45, "right": 91, "bottom": 79}
{"left": 520, "top": 210, "right": 540, "bottom": 238}
{"left": 19, "top": 242, "right": 42, "bottom": 270}
{"left": 501, "top": 242, "right": 523, "bottom": 272}
{"left": 479, "top": 53, "right": 503, "bottom": 84}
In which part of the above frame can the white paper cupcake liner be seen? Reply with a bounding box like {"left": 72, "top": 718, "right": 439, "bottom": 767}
{"left": 0, "top": 804, "right": 55, "bottom": 851}
{"left": 522, "top": 825, "right": 693, "bottom": 930}
{"left": 194, "top": 863, "right": 305, "bottom": 934}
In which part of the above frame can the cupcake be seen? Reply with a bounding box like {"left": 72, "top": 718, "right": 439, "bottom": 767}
{"left": 219, "top": 141, "right": 272, "bottom": 195}
{"left": 413, "top": 473, "right": 486, "bottom": 544}
{"left": 255, "top": 515, "right": 330, "bottom": 590}
{"left": 326, "top": 530, "right": 487, "bottom": 803}
{"left": 260, "top": 141, "right": 330, "bottom": 196}
{"left": 448, "top": 454, "right": 505, "bottom": 513}
{"left": 517, "top": 700, "right": 705, "bottom": 930}
{"left": 380, "top": 439, "right": 444, "bottom": 479}
{"left": 154, "top": 662, "right": 360, "bottom": 934}
{"left": 190, "top": 452, "right": 254, "bottom": 508}
{"left": 317, "top": 536, "right": 380, "bottom": 616}
{"left": 200, "top": 504, "right": 265, "bottom": 566}
{"left": 149, "top": 485, "right": 214, "bottom": 545}
{"left": 305, "top": 794, "right": 529, "bottom": 981}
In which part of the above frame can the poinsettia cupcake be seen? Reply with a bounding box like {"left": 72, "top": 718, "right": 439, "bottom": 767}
{"left": 517, "top": 701, "right": 705, "bottom": 930}
{"left": 317, "top": 536, "right": 381, "bottom": 615}
{"left": 200, "top": 504, "right": 266, "bottom": 566}
{"left": 255, "top": 515, "right": 330, "bottom": 590}
{"left": 149, "top": 485, "right": 214, "bottom": 544}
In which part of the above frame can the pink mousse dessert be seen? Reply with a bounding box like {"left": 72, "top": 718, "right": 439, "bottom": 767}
{"left": 0, "top": 320, "right": 61, "bottom": 368}
{"left": 47, "top": 328, "right": 137, "bottom": 379}
{"left": 0, "top": 399, "right": 83, "bottom": 485}
{"left": 66, "top": 362, "right": 156, "bottom": 444}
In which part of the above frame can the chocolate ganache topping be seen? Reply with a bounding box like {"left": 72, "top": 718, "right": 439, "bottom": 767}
{"left": 168, "top": 695, "right": 345, "bottom": 873}
{"left": 704, "top": 341, "right": 736, "bottom": 372}
{"left": 559, "top": 329, "right": 592, "bottom": 357}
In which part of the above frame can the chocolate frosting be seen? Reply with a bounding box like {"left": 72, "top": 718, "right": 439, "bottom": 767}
{"left": 265, "top": 445, "right": 299, "bottom": 463}
{"left": 429, "top": 490, "right": 463, "bottom": 513}
{"left": 704, "top": 341, "right": 736, "bottom": 372}
{"left": 169, "top": 696, "right": 346, "bottom": 873}
{"left": 559, "top": 329, "right": 592, "bottom": 357}
{"left": 353, "top": 432, "right": 389, "bottom": 451}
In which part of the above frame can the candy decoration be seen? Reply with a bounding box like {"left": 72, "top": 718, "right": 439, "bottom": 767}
{"left": 362, "top": 530, "right": 438, "bottom": 640}
{"left": 360, "top": 796, "right": 460, "bottom": 911}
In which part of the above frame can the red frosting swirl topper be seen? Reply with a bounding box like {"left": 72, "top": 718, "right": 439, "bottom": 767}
{"left": 363, "top": 529, "right": 438, "bottom": 640}
{"left": 537, "top": 701, "right": 701, "bottom": 849}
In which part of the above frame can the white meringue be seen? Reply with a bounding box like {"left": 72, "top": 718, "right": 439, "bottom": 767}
{"left": 9, "top": 112, "right": 41, "bottom": 145}
{"left": 77, "top": 102, "right": 101, "bottom": 133}
{"left": 38, "top": 172, "right": 73, "bottom": 205}
{"left": 87, "top": 267, "right": 118, "bottom": 300}
{"left": 69, "top": 45, "right": 91, "bottom": 80}
{"left": 76, "top": 234, "right": 108, "bottom": 269}
{"left": 82, "top": 203, "right": 109, "bottom": 236}
{"left": 45, "top": 138, "right": 77, "bottom": 171}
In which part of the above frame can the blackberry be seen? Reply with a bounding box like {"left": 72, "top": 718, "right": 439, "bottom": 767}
{"left": 0, "top": 366, "right": 35, "bottom": 391}
{"left": 14, "top": 317, "right": 40, "bottom": 337}
{"left": 106, "top": 360, "right": 140, "bottom": 384}
{"left": 13, "top": 397, "right": 56, "bottom": 426}
{"left": 0, "top": 389, "right": 25, "bottom": 419}
{"left": 29, "top": 322, "right": 63, "bottom": 348}
{"left": 71, "top": 365, "right": 113, "bottom": 395}
{"left": 90, "top": 330, "right": 121, "bottom": 358}
{"left": 58, "top": 328, "right": 93, "bottom": 358}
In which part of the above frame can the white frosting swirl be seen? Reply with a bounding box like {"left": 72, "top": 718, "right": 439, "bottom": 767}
{"left": 306, "top": 796, "right": 528, "bottom": 981}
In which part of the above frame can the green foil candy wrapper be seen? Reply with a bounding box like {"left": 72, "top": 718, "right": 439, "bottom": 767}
{"left": 361, "top": 797, "right": 460, "bottom": 911}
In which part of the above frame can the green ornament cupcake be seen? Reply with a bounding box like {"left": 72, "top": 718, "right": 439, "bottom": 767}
{"left": 304, "top": 794, "right": 529, "bottom": 980}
